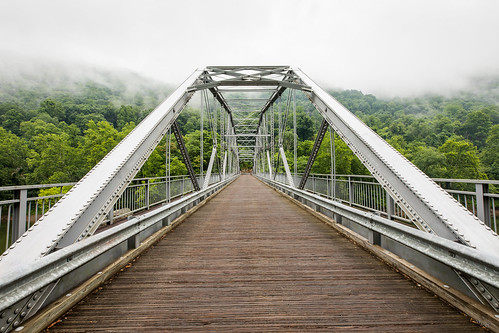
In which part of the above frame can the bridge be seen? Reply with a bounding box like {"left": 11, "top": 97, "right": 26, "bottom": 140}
{"left": 0, "top": 66, "right": 498, "bottom": 332}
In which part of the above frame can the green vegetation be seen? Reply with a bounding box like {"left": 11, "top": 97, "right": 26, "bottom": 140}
{"left": 0, "top": 71, "right": 498, "bottom": 187}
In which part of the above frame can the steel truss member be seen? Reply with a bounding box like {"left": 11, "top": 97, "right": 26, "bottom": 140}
{"left": 1, "top": 67, "right": 498, "bottom": 332}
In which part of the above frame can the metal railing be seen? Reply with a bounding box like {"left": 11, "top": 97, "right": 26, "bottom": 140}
{"left": 256, "top": 175, "right": 499, "bottom": 319}
{"left": 268, "top": 172, "right": 498, "bottom": 231}
{"left": 0, "top": 173, "right": 222, "bottom": 253}
{"left": 0, "top": 174, "right": 237, "bottom": 332}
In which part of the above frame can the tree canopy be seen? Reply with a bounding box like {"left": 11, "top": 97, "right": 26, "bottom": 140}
{"left": 0, "top": 73, "right": 498, "bottom": 187}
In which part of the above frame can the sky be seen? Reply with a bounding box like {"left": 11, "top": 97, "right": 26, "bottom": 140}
{"left": 0, "top": 0, "right": 498, "bottom": 97}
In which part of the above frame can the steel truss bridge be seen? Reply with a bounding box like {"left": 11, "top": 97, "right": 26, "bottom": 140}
{"left": 0, "top": 66, "right": 498, "bottom": 332}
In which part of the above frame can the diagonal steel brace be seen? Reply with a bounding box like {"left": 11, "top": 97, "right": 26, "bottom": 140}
{"left": 171, "top": 121, "right": 200, "bottom": 191}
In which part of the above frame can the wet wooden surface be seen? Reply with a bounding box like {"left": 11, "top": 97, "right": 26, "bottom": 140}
{"left": 47, "top": 175, "right": 486, "bottom": 332}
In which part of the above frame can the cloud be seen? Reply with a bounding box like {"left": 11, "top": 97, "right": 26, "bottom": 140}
{"left": 0, "top": 0, "right": 498, "bottom": 97}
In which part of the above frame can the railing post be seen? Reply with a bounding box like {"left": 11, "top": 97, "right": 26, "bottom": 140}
{"left": 182, "top": 176, "right": 185, "bottom": 197}
{"left": 107, "top": 205, "right": 114, "bottom": 225}
{"left": 386, "top": 190, "right": 395, "bottom": 220}
{"left": 348, "top": 176, "right": 353, "bottom": 206}
{"left": 146, "top": 179, "right": 150, "bottom": 210}
{"left": 476, "top": 183, "right": 490, "bottom": 227}
{"left": 12, "top": 189, "right": 27, "bottom": 241}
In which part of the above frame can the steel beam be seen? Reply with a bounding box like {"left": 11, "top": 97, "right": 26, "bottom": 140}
{"left": 203, "top": 147, "right": 217, "bottom": 189}
{"left": 280, "top": 146, "right": 295, "bottom": 188}
{"left": 0, "top": 69, "right": 203, "bottom": 266}
{"left": 172, "top": 121, "right": 200, "bottom": 192}
{"left": 298, "top": 119, "right": 329, "bottom": 190}
{"left": 222, "top": 151, "right": 227, "bottom": 181}
{"left": 267, "top": 151, "right": 273, "bottom": 178}
{"left": 292, "top": 67, "right": 499, "bottom": 254}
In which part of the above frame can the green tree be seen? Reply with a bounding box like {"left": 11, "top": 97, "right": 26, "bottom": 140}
{"left": 39, "top": 98, "right": 65, "bottom": 120}
{"left": 0, "top": 127, "right": 29, "bottom": 185}
{"left": 482, "top": 124, "right": 499, "bottom": 179}
{"left": 460, "top": 110, "right": 492, "bottom": 148}
{"left": 0, "top": 103, "right": 26, "bottom": 135}
{"left": 296, "top": 108, "right": 314, "bottom": 141}
{"left": 409, "top": 146, "right": 447, "bottom": 178}
{"left": 117, "top": 105, "right": 141, "bottom": 130}
{"left": 27, "top": 132, "right": 81, "bottom": 183}
{"left": 80, "top": 120, "right": 122, "bottom": 170}
{"left": 439, "top": 136, "right": 485, "bottom": 179}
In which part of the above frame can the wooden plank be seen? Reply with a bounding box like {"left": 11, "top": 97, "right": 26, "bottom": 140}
{"left": 44, "top": 175, "right": 487, "bottom": 332}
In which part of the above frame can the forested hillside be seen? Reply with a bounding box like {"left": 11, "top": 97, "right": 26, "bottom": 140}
{"left": 0, "top": 67, "right": 497, "bottom": 187}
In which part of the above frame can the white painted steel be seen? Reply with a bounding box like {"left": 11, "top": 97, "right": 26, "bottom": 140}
{"left": 0, "top": 69, "right": 203, "bottom": 268}
{"left": 203, "top": 147, "right": 218, "bottom": 189}
{"left": 280, "top": 146, "right": 295, "bottom": 188}
{"left": 293, "top": 68, "right": 499, "bottom": 255}
{"left": 267, "top": 150, "right": 273, "bottom": 178}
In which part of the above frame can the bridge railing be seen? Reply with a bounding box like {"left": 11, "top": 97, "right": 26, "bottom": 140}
{"left": 256, "top": 174, "right": 499, "bottom": 320}
{"left": 0, "top": 173, "right": 222, "bottom": 253}
{"left": 268, "top": 172, "right": 498, "bottom": 232}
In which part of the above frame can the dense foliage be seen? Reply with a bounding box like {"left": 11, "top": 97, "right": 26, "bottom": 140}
{"left": 0, "top": 72, "right": 497, "bottom": 187}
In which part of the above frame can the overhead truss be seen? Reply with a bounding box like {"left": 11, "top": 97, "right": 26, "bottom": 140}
{"left": 1, "top": 66, "right": 499, "bottom": 327}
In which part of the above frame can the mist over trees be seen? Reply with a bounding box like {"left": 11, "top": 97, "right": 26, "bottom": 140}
{"left": 0, "top": 67, "right": 498, "bottom": 187}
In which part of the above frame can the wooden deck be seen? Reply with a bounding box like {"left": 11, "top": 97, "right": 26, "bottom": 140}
{"left": 46, "top": 175, "right": 486, "bottom": 332}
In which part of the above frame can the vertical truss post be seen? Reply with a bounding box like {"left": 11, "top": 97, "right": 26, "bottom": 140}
{"left": 271, "top": 103, "right": 275, "bottom": 175}
{"left": 267, "top": 150, "right": 273, "bottom": 178}
{"left": 200, "top": 91, "right": 204, "bottom": 185}
{"left": 222, "top": 151, "right": 227, "bottom": 180}
{"left": 298, "top": 119, "right": 329, "bottom": 190}
{"left": 166, "top": 128, "right": 171, "bottom": 203}
{"left": 203, "top": 146, "right": 217, "bottom": 189}
{"left": 280, "top": 145, "right": 295, "bottom": 188}
{"left": 293, "top": 89, "right": 297, "bottom": 178}
{"left": 330, "top": 127, "right": 336, "bottom": 199}
{"left": 276, "top": 96, "right": 281, "bottom": 172}
{"left": 172, "top": 121, "right": 200, "bottom": 191}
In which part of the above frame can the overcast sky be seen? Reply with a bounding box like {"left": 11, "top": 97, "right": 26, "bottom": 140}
{"left": 0, "top": 0, "right": 498, "bottom": 96}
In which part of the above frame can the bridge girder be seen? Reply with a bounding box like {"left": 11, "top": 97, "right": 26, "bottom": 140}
{"left": 1, "top": 66, "right": 498, "bottom": 327}
{"left": 1, "top": 65, "right": 497, "bottom": 263}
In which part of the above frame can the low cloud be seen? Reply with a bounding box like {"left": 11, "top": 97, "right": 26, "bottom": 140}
{"left": 0, "top": 0, "right": 497, "bottom": 97}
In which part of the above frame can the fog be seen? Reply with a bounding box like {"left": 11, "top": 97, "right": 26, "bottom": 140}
{"left": 0, "top": 0, "right": 498, "bottom": 97}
